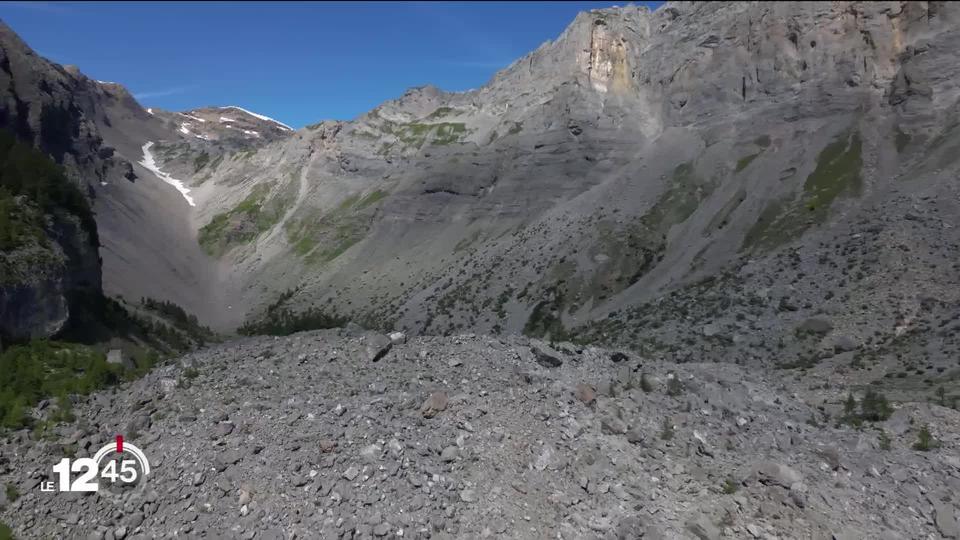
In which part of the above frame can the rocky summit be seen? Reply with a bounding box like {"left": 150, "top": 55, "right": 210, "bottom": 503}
{"left": 3, "top": 330, "right": 960, "bottom": 539}
{"left": 0, "top": 1, "right": 959, "bottom": 539}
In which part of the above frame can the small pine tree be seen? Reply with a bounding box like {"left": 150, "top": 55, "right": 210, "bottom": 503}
{"left": 666, "top": 376, "right": 684, "bottom": 396}
{"left": 640, "top": 372, "right": 653, "bottom": 393}
{"left": 4, "top": 483, "right": 19, "bottom": 502}
{"left": 878, "top": 429, "right": 892, "bottom": 451}
{"left": 860, "top": 390, "right": 892, "bottom": 422}
{"left": 52, "top": 393, "right": 75, "bottom": 424}
{"left": 660, "top": 418, "right": 674, "bottom": 440}
{"left": 844, "top": 393, "right": 857, "bottom": 416}
{"left": 722, "top": 478, "right": 739, "bottom": 494}
{"left": 913, "top": 424, "right": 938, "bottom": 451}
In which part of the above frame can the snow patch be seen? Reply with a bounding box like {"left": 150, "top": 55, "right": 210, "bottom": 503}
{"left": 243, "top": 130, "right": 260, "bottom": 137}
{"left": 179, "top": 124, "right": 191, "bottom": 135}
{"left": 220, "top": 106, "right": 293, "bottom": 131}
{"left": 219, "top": 116, "right": 235, "bottom": 123}
{"left": 180, "top": 113, "right": 206, "bottom": 123}
{"left": 138, "top": 142, "right": 196, "bottom": 207}
{"left": 146, "top": 108, "right": 154, "bottom": 115}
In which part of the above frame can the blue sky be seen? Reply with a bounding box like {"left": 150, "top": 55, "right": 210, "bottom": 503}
{"left": 0, "top": 1, "right": 661, "bottom": 128}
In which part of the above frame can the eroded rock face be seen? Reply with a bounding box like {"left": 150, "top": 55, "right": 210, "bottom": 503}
{"left": 0, "top": 277, "right": 69, "bottom": 340}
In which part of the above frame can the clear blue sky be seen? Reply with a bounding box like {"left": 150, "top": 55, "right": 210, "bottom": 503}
{"left": 0, "top": 1, "right": 661, "bottom": 128}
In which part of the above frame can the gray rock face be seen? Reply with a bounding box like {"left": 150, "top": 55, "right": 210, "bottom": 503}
{"left": 754, "top": 461, "right": 804, "bottom": 488}
{"left": 934, "top": 501, "right": 960, "bottom": 539}
{"left": 797, "top": 317, "right": 834, "bottom": 335}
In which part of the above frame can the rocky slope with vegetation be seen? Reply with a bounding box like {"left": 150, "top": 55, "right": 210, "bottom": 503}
{"left": 141, "top": 2, "right": 960, "bottom": 361}
{"left": 1, "top": 330, "right": 958, "bottom": 539}
{"left": 0, "top": 1, "right": 959, "bottom": 538}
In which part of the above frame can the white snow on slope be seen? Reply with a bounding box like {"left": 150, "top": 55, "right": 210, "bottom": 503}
{"left": 179, "top": 124, "right": 191, "bottom": 135}
{"left": 146, "top": 108, "right": 154, "bottom": 115}
{"left": 219, "top": 116, "right": 234, "bottom": 123}
{"left": 220, "top": 106, "right": 293, "bottom": 131}
{"left": 243, "top": 130, "right": 260, "bottom": 137}
{"left": 180, "top": 113, "right": 206, "bottom": 122}
{"left": 139, "top": 142, "right": 196, "bottom": 206}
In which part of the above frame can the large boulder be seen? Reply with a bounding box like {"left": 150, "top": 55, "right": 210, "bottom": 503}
{"left": 796, "top": 317, "right": 834, "bottom": 335}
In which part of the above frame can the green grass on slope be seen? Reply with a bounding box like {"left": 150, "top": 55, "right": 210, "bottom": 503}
{"left": 198, "top": 183, "right": 289, "bottom": 257}
{"left": 0, "top": 341, "right": 151, "bottom": 430}
{"left": 742, "top": 130, "right": 862, "bottom": 252}
{"left": 523, "top": 161, "right": 715, "bottom": 341}
{"left": 735, "top": 135, "right": 771, "bottom": 173}
{"left": 369, "top": 109, "right": 470, "bottom": 149}
{"left": 735, "top": 152, "right": 761, "bottom": 172}
{"left": 284, "top": 190, "right": 387, "bottom": 265}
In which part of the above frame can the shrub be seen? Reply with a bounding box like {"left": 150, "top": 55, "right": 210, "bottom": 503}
{"left": 840, "top": 390, "right": 892, "bottom": 427}
{"left": 878, "top": 429, "right": 892, "bottom": 451}
{"left": 722, "top": 478, "right": 739, "bottom": 494}
{"left": 4, "top": 483, "right": 18, "bottom": 503}
{"left": 860, "top": 389, "right": 893, "bottom": 422}
{"left": 666, "top": 376, "right": 684, "bottom": 396}
{"left": 660, "top": 418, "right": 674, "bottom": 440}
{"left": 640, "top": 372, "right": 653, "bottom": 393}
{"left": 913, "top": 424, "right": 938, "bottom": 451}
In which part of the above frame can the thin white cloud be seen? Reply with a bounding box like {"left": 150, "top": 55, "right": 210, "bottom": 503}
{"left": 133, "top": 86, "right": 191, "bottom": 99}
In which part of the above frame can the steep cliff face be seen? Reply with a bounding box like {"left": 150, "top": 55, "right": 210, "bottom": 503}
{"left": 0, "top": 132, "right": 101, "bottom": 342}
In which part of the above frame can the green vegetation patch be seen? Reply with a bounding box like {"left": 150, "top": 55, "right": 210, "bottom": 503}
{"left": 0, "top": 129, "right": 98, "bottom": 252}
{"left": 193, "top": 151, "right": 210, "bottom": 172}
{"left": 376, "top": 116, "right": 469, "bottom": 148}
{"left": 735, "top": 152, "right": 760, "bottom": 173}
{"left": 523, "top": 286, "right": 570, "bottom": 342}
{"left": 198, "top": 183, "right": 289, "bottom": 257}
{"left": 238, "top": 289, "right": 346, "bottom": 336}
{"left": 894, "top": 126, "right": 911, "bottom": 154}
{"left": 355, "top": 190, "right": 387, "bottom": 210}
{"left": 284, "top": 189, "right": 387, "bottom": 265}
{"left": 426, "top": 107, "right": 459, "bottom": 120}
{"left": 140, "top": 297, "right": 216, "bottom": 345}
{"left": 735, "top": 134, "right": 771, "bottom": 173}
{"left": 643, "top": 161, "right": 715, "bottom": 231}
{"left": 526, "top": 160, "right": 714, "bottom": 334}
{"left": 742, "top": 130, "right": 862, "bottom": 252}
{"left": 0, "top": 341, "right": 130, "bottom": 430}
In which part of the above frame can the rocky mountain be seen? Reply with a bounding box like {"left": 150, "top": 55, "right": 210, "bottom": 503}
{"left": 1, "top": 1, "right": 960, "bottom": 539}
{"left": 149, "top": 105, "right": 292, "bottom": 144}
{"left": 135, "top": 0, "right": 960, "bottom": 401}
{"left": 0, "top": 0, "right": 957, "bottom": 394}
